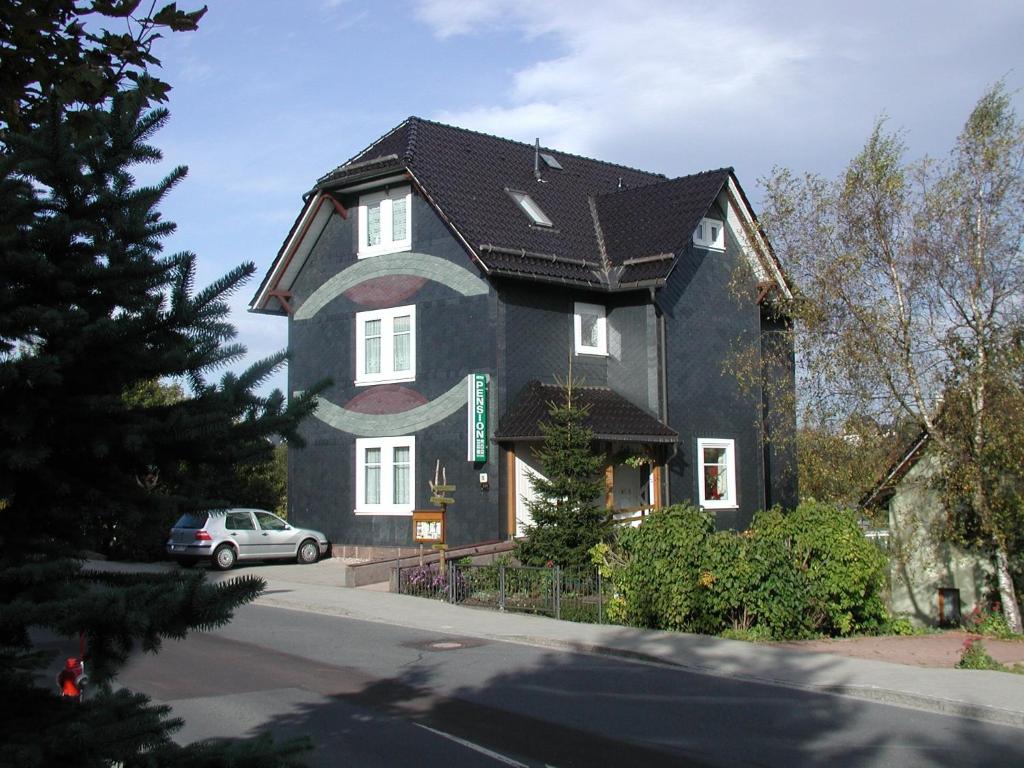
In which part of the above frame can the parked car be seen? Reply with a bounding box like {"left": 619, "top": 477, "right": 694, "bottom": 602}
{"left": 166, "top": 508, "right": 329, "bottom": 570}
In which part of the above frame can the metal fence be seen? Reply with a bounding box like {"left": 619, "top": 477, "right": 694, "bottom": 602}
{"left": 395, "top": 561, "right": 611, "bottom": 623}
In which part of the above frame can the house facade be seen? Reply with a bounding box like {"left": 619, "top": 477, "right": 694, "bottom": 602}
{"left": 864, "top": 434, "right": 992, "bottom": 626}
{"left": 250, "top": 118, "right": 796, "bottom": 555}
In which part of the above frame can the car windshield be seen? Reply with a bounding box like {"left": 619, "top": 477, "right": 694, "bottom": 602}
{"left": 173, "top": 513, "right": 208, "bottom": 529}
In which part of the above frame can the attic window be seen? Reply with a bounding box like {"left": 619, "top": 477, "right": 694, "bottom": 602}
{"left": 693, "top": 217, "right": 725, "bottom": 250}
{"left": 540, "top": 153, "right": 563, "bottom": 170}
{"left": 507, "top": 190, "right": 553, "bottom": 227}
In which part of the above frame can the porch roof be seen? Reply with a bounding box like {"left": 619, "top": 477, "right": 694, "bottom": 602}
{"left": 495, "top": 381, "right": 677, "bottom": 444}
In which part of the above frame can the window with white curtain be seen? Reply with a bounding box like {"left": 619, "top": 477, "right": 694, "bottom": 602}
{"left": 355, "top": 436, "right": 415, "bottom": 515}
{"left": 574, "top": 302, "right": 607, "bottom": 355}
{"left": 355, "top": 305, "right": 415, "bottom": 385}
{"left": 358, "top": 186, "right": 412, "bottom": 258}
{"left": 697, "top": 438, "right": 737, "bottom": 509}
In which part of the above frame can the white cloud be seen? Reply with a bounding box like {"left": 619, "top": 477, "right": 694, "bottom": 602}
{"left": 422, "top": 0, "right": 815, "bottom": 169}
{"left": 417, "top": 0, "right": 1023, "bottom": 182}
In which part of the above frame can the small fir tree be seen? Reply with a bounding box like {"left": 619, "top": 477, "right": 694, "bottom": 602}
{"left": 516, "top": 374, "right": 609, "bottom": 568}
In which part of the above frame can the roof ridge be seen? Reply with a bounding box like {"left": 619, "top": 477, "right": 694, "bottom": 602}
{"left": 317, "top": 117, "right": 417, "bottom": 183}
{"left": 411, "top": 115, "right": 666, "bottom": 180}
{"left": 597, "top": 166, "right": 733, "bottom": 201}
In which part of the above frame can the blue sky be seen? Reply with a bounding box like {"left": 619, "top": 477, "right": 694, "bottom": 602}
{"left": 140, "top": 0, "right": 1024, "bottom": 396}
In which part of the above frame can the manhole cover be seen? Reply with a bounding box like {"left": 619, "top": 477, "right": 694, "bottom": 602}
{"left": 403, "top": 637, "right": 488, "bottom": 652}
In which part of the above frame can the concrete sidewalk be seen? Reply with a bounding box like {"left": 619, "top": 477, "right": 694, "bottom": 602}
{"left": 91, "top": 559, "right": 1024, "bottom": 729}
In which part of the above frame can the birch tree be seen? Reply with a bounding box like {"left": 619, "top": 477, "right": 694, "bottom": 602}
{"left": 761, "top": 84, "right": 1024, "bottom": 632}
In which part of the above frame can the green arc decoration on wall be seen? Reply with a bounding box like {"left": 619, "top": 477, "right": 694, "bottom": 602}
{"left": 294, "top": 252, "right": 489, "bottom": 320}
{"left": 313, "top": 379, "right": 467, "bottom": 437}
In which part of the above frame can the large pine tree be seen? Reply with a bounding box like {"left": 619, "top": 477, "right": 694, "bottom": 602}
{"left": 1, "top": 4, "right": 318, "bottom": 764}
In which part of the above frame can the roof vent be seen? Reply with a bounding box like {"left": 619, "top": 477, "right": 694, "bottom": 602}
{"left": 533, "top": 138, "right": 546, "bottom": 183}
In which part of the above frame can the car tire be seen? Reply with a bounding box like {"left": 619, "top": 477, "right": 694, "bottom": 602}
{"left": 212, "top": 544, "right": 237, "bottom": 571}
{"left": 297, "top": 539, "right": 319, "bottom": 565}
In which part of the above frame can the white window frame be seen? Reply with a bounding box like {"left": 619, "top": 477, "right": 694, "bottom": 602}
{"left": 574, "top": 302, "right": 607, "bottom": 356}
{"left": 355, "top": 436, "right": 415, "bottom": 515}
{"left": 693, "top": 217, "right": 725, "bottom": 250}
{"left": 355, "top": 304, "right": 416, "bottom": 386}
{"left": 697, "top": 438, "right": 737, "bottom": 509}
{"left": 357, "top": 185, "right": 412, "bottom": 258}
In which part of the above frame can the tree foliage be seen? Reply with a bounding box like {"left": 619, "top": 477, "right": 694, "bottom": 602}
{"left": 1, "top": 0, "right": 206, "bottom": 134}
{"left": 759, "top": 83, "right": 1024, "bottom": 632}
{"left": 516, "top": 375, "right": 609, "bottom": 568}
{"left": 0, "top": 4, "right": 318, "bottom": 764}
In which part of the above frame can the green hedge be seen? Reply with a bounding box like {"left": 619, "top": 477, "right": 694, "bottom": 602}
{"left": 597, "top": 501, "right": 889, "bottom": 639}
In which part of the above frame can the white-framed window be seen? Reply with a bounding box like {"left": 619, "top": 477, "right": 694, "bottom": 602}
{"left": 355, "top": 305, "right": 415, "bottom": 385}
{"left": 358, "top": 185, "right": 412, "bottom": 258}
{"left": 693, "top": 217, "right": 725, "bottom": 250}
{"left": 574, "top": 302, "right": 607, "bottom": 356}
{"left": 507, "top": 189, "right": 553, "bottom": 227}
{"left": 355, "top": 436, "right": 415, "bottom": 515}
{"left": 697, "top": 438, "right": 737, "bottom": 509}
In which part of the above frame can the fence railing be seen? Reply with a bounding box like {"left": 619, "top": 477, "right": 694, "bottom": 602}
{"left": 394, "top": 561, "right": 611, "bottom": 623}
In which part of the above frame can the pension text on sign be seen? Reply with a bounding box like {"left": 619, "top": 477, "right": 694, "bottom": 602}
{"left": 467, "top": 373, "right": 488, "bottom": 462}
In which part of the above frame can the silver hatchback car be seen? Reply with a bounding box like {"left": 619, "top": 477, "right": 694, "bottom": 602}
{"left": 166, "top": 508, "right": 329, "bottom": 570}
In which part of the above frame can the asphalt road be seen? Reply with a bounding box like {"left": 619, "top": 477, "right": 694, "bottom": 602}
{"left": 117, "top": 603, "right": 1024, "bottom": 767}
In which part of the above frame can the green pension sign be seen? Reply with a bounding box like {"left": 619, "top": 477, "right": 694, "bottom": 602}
{"left": 467, "top": 373, "right": 488, "bottom": 462}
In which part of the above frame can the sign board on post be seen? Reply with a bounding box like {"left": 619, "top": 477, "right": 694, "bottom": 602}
{"left": 467, "top": 373, "right": 488, "bottom": 462}
{"left": 412, "top": 510, "right": 445, "bottom": 544}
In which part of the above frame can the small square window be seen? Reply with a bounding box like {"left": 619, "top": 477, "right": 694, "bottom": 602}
{"left": 355, "top": 305, "right": 416, "bottom": 385}
{"left": 574, "top": 302, "right": 607, "bottom": 356}
{"left": 693, "top": 217, "right": 725, "bottom": 250}
{"left": 697, "top": 438, "right": 737, "bottom": 509}
{"left": 355, "top": 436, "right": 415, "bottom": 515}
{"left": 358, "top": 186, "right": 412, "bottom": 258}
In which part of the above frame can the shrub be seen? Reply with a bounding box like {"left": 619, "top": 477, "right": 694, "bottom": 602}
{"left": 957, "top": 637, "right": 1006, "bottom": 671}
{"left": 604, "top": 504, "right": 712, "bottom": 630}
{"left": 786, "top": 501, "right": 890, "bottom": 636}
{"left": 599, "top": 500, "right": 891, "bottom": 639}
{"left": 964, "top": 603, "right": 1015, "bottom": 639}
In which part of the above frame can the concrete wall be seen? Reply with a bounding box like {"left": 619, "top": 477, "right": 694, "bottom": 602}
{"left": 888, "top": 452, "right": 992, "bottom": 625}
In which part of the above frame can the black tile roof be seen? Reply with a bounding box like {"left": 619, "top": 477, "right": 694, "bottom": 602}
{"left": 495, "top": 381, "right": 678, "bottom": 443}
{"left": 314, "top": 117, "right": 734, "bottom": 289}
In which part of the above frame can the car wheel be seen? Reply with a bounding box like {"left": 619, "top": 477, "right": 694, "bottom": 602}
{"left": 297, "top": 539, "right": 319, "bottom": 565}
{"left": 213, "top": 544, "right": 237, "bottom": 571}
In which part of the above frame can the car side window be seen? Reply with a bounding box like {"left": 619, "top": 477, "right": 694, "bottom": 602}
{"left": 255, "top": 512, "right": 287, "bottom": 531}
{"left": 225, "top": 512, "right": 255, "bottom": 531}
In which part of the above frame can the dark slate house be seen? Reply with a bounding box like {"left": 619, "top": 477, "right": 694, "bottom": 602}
{"left": 250, "top": 117, "right": 796, "bottom": 556}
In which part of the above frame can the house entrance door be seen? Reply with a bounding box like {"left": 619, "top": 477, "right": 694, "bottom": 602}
{"left": 611, "top": 463, "right": 653, "bottom": 526}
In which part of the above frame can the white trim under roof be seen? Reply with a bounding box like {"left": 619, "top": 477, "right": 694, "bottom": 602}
{"left": 250, "top": 192, "right": 336, "bottom": 313}
{"left": 722, "top": 178, "right": 792, "bottom": 301}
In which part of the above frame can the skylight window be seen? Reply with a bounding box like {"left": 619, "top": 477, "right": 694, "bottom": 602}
{"left": 540, "top": 153, "right": 563, "bottom": 170}
{"left": 507, "top": 190, "right": 553, "bottom": 227}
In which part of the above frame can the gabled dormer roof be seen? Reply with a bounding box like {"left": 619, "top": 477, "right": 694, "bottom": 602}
{"left": 251, "top": 117, "right": 790, "bottom": 312}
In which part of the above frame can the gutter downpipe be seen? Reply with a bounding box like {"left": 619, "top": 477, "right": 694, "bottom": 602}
{"left": 652, "top": 286, "right": 675, "bottom": 504}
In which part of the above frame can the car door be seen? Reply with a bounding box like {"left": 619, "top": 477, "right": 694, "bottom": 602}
{"left": 253, "top": 511, "right": 299, "bottom": 558}
{"left": 223, "top": 511, "right": 260, "bottom": 559}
